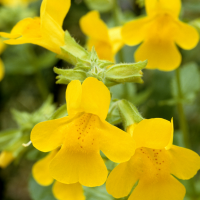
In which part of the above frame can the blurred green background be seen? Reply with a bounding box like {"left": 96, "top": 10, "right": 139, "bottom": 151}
{"left": 0, "top": 0, "right": 200, "bottom": 199}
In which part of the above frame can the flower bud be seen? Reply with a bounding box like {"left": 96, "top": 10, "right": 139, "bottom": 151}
{"left": 117, "top": 99, "right": 143, "bottom": 130}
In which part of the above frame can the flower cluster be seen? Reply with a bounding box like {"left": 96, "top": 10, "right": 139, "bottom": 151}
{"left": 0, "top": 0, "right": 200, "bottom": 200}
{"left": 30, "top": 77, "right": 200, "bottom": 200}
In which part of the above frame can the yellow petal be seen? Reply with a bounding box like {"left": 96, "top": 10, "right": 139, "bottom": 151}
{"left": 98, "top": 119, "right": 135, "bottom": 163}
{"left": 81, "top": 77, "right": 111, "bottom": 120}
{"left": 169, "top": 145, "right": 200, "bottom": 180}
{"left": 66, "top": 80, "right": 82, "bottom": 116}
{"left": 145, "top": 0, "right": 181, "bottom": 18}
{"left": 174, "top": 21, "right": 199, "bottom": 50}
{"left": 122, "top": 17, "right": 150, "bottom": 46}
{"left": 0, "top": 16, "right": 63, "bottom": 54}
{"left": 129, "top": 175, "right": 185, "bottom": 200}
{"left": 40, "top": 0, "right": 70, "bottom": 27}
{"left": 165, "top": 118, "right": 174, "bottom": 150}
{"left": 31, "top": 116, "right": 72, "bottom": 152}
{"left": 87, "top": 38, "right": 113, "bottom": 61}
{"left": 32, "top": 150, "right": 58, "bottom": 186}
{"left": 135, "top": 39, "right": 181, "bottom": 71}
{"left": 109, "top": 26, "right": 124, "bottom": 55}
{"left": 80, "top": 10, "right": 109, "bottom": 42}
{"left": 132, "top": 118, "right": 173, "bottom": 149}
{"left": 0, "top": 18, "right": 35, "bottom": 38}
{"left": 0, "top": 39, "right": 6, "bottom": 53}
{"left": 53, "top": 181, "right": 85, "bottom": 200}
{"left": 127, "top": 124, "right": 137, "bottom": 137}
{"left": 106, "top": 159, "right": 139, "bottom": 198}
{"left": 40, "top": 12, "right": 65, "bottom": 53}
{"left": 50, "top": 148, "right": 108, "bottom": 187}
{"left": 0, "top": 59, "right": 5, "bottom": 81}
{"left": 0, "top": 151, "right": 14, "bottom": 168}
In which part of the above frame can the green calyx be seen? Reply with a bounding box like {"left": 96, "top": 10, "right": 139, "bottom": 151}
{"left": 55, "top": 31, "right": 147, "bottom": 86}
{"left": 117, "top": 99, "right": 144, "bottom": 130}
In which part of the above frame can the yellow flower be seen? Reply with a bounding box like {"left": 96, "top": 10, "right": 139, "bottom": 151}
{"left": 0, "top": 38, "right": 5, "bottom": 81}
{"left": 0, "top": 0, "right": 70, "bottom": 54}
{"left": 31, "top": 77, "right": 135, "bottom": 187}
{"left": 106, "top": 118, "right": 200, "bottom": 200}
{"left": 33, "top": 149, "right": 85, "bottom": 200}
{"left": 0, "top": 0, "right": 36, "bottom": 7}
{"left": 0, "top": 151, "right": 14, "bottom": 168}
{"left": 122, "top": 0, "right": 199, "bottom": 71}
{"left": 80, "top": 10, "right": 124, "bottom": 62}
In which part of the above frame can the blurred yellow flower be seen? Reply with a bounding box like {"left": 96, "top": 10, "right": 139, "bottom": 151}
{"left": 33, "top": 149, "right": 85, "bottom": 200}
{"left": 80, "top": 10, "right": 124, "bottom": 62}
{"left": 0, "top": 0, "right": 36, "bottom": 7}
{"left": 0, "top": 0, "right": 70, "bottom": 54}
{"left": 106, "top": 118, "right": 200, "bottom": 200}
{"left": 0, "top": 151, "right": 14, "bottom": 168}
{"left": 31, "top": 77, "right": 135, "bottom": 187}
{"left": 0, "top": 38, "right": 5, "bottom": 81}
{"left": 122, "top": 0, "right": 199, "bottom": 71}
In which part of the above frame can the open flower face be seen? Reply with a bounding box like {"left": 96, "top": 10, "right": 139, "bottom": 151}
{"left": 80, "top": 10, "right": 124, "bottom": 62}
{"left": 122, "top": 0, "right": 199, "bottom": 71}
{"left": 0, "top": 0, "right": 70, "bottom": 54}
{"left": 106, "top": 118, "right": 200, "bottom": 200}
{"left": 0, "top": 39, "right": 5, "bottom": 81}
{"left": 31, "top": 77, "right": 135, "bottom": 187}
{"left": 32, "top": 149, "right": 85, "bottom": 200}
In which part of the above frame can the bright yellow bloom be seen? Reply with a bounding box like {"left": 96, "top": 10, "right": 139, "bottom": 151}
{"left": 0, "top": 0, "right": 70, "bottom": 54}
{"left": 33, "top": 149, "right": 85, "bottom": 200}
{"left": 0, "top": 39, "right": 5, "bottom": 81}
{"left": 31, "top": 77, "right": 135, "bottom": 187}
{"left": 0, "top": 0, "right": 36, "bottom": 7}
{"left": 80, "top": 10, "right": 124, "bottom": 62}
{"left": 122, "top": 0, "right": 199, "bottom": 71}
{"left": 106, "top": 118, "right": 200, "bottom": 200}
{"left": 0, "top": 151, "right": 14, "bottom": 168}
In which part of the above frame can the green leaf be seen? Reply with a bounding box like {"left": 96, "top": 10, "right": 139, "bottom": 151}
{"left": 190, "top": 18, "right": 200, "bottom": 34}
{"left": 110, "top": 82, "right": 151, "bottom": 106}
{"left": 84, "top": 184, "right": 114, "bottom": 200}
{"left": 84, "top": 0, "right": 114, "bottom": 12}
{"left": 171, "top": 62, "right": 200, "bottom": 103}
{"left": 50, "top": 104, "right": 68, "bottom": 120}
{"left": 29, "top": 176, "right": 56, "bottom": 200}
{"left": 0, "top": 129, "right": 21, "bottom": 150}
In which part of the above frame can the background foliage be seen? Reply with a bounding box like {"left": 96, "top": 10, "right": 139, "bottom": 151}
{"left": 0, "top": 0, "right": 200, "bottom": 199}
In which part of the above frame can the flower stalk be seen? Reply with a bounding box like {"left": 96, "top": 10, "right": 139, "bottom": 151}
{"left": 175, "top": 67, "right": 197, "bottom": 199}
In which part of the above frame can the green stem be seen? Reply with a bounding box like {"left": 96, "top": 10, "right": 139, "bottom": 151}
{"left": 35, "top": 70, "right": 49, "bottom": 100}
{"left": 112, "top": 0, "right": 125, "bottom": 63}
{"left": 176, "top": 68, "right": 190, "bottom": 148}
{"left": 113, "top": 0, "right": 120, "bottom": 25}
{"left": 175, "top": 68, "right": 190, "bottom": 149}
{"left": 175, "top": 68, "right": 197, "bottom": 199}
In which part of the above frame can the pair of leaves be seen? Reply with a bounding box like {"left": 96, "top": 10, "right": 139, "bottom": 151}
{"left": 160, "top": 62, "right": 200, "bottom": 106}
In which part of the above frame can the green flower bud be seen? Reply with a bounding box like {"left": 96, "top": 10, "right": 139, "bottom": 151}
{"left": 54, "top": 67, "right": 87, "bottom": 84}
{"left": 117, "top": 99, "right": 144, "bottom": 130}
{"left": 58, "top": 31, "right": 91, "bottom": 65}
{"left": 104, "top": 61, "right": 147, "bottom": 86}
